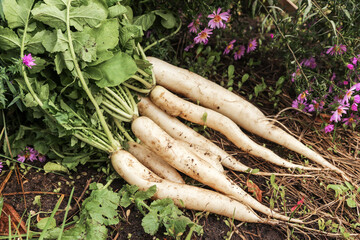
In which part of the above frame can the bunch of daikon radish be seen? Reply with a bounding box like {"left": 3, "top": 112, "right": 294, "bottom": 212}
{"left": 111, "top": 57, "right": 351, "bottom": 225}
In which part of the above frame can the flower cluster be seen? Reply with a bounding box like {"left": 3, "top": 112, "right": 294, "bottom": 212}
{"left": 17, "top": 146, "right": 46, "bottom": 163}
{"left": 186, "top": 8, "right": 260, "bottom": 60}
{"left": 291, "top": 44, "right": 360, "bottom": 133}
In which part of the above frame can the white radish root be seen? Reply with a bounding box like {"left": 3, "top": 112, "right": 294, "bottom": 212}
{"left": 111, "top": 150, "right": 279, "bottom": 224}
{"left": 127, "top": 141, "right": 185, "bottom": 184}
{"left": 138, "top": 97, "right": 278, "bottom": 175}
{"left": 131, "top": 116, "right": 302, "bottom": 223}
{"left": 176, "top": 139, "right": 224, "bottom": 172}
{"left": 150, "top": 86, "right": 320, "bottom": 171}
{"left": 147, "top": 57, "right": 348, "bottom": 180}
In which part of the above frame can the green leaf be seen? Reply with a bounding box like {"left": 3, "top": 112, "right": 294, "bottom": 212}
{"left": 108, "top": 4, "right": 127, "bottom": 18}
{"left": 26, "top": 30, "right": 47, "bottom": 54}
{"left": 346, "top": 198, "right": 356, "bottom": 208}
{"left": 69, "top": 0, "right": 108, "bottom": 31}
{"left": 23, "top": 92, "right": 38, "bottom": 107}
{"left": 0, "top": 26, "right": 21, "bottom": 50}
{"left": 93, "top": 51, "right": 137, "bottom": 88}
{"left": 72, "top": 32, "right": 97, "bottom": 62}
{"left": 31, "top": 3, "right": 67, "bottom": 30}
{"left": 242, "top": 73, "right": 249, "bottom": 83}
{"left": 2, "top": 0, "right": 34, "bottom": 29}
{"left": 87, "top": 50, "right": 113, "bottom": 66}
{"left": 142, "top": 211, "right": 160, "bottom": 235}
{"left": 42, "top": 29, "right": 68, "bottom": 53}
{"left": 134, "top": 185, "right": 157, "bottom": 202}
{"left": 133, "top": 12, "right": 156, "bottom": 31}
{"left": 83, "top": 188, "right": 120, "bottom": 225}
{"left": 154, "top": 10, "right": 176, "bottom": 29}
{"left": 119, "top": 23, "right": 143, "bottom": 47}
{"left": 43, "top": 162, "right": 69, "bottom": 174}
{"left": 83, "top": 18, "right": 119, "bottom": 53}
{"left": 37, "top": 217, "right": 57, "bottom": 230}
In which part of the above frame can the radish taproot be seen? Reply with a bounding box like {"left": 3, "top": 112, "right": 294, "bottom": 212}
{"left": 111, "top": 150, "right": 280, "bottom": 224}
{"left": 150, "top": 86, "right": 320, "bottom": 171}
{"left": 147, "top": 57, "right": 348, "bottom": 180}
{"left": 131, "top": 116, "right": 302, "bottom": 223}
{"left": 127, "top": 141, "right": 185, "bottom": 184}
{"left": 138, "top": 97, "right": 314, "bottom": 176}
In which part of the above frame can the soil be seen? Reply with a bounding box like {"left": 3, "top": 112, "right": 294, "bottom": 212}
{"left": 0, "top": 163, "right": 286, "bottom": 240}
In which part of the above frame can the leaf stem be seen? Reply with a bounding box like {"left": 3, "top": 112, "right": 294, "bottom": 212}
{"left": 65, "top": 0, "right": 119, "bottom": 151}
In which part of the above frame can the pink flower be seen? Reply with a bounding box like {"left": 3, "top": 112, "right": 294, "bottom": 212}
{"left": 207, "top": 8, "right": 230, "bottom": 29}
{"left": 297, "top": 90, "right": 309, "bottom": 102}
{"left": 330, "top": 105, "right": 349, "bottom": 122}
{"left": 223, "top": 39, "right": 236, "bottom": 55}
{"left": 234, "top": 45, "right": 245, "bottom": 60}
{"left": 347, "top": 64, "right": 354, "bottom": 70}
{"left": 291, "top": 197, "right": 305, "bottom": 212}
{"left": 351, "top": 103, "right": 358, "bottom": 111}
{"left": 194, "top": 28, "right": 213, "bottom": 45}
{"left": 350, "top": 83, "right": 360, "bottom": 91}
{"left": 188, "top": 15, "right": 202, "bottom": 33}
{"left": 342, "top": 89, "right": 354, "bottom": 105}
{"left": 0, "top": 161, "right": 3, "bottom": 173}
{"left": 308, "top": 100, "right": 324, "bottom": 112}
{"left": 247, "top": 39, "right": 257, "bottom": 53}
{"left": 291, "top": 68, "right": 301, "bottom": 82}
{"left": 354, "top": 95, "right": 360, "bottom": 104}
{"left": 270, "top": 33, "right": 274, "bottom": 39}
{"left": 28, "top": 148, "right": 39, "bottom": 162}
{"left": 352, "top": 57, "right": 358, "bottom": 65}
{"left": 326, "top": 44, "right": 347, "bottom": 56}
{"left": 324, "top": 124, "right": 334, "bottom": 133}
{"left": 342, "top": 114, "right": 357, "bottom": 126}
{"left": 22, "top": 54, "right": 36, "bottom": 68}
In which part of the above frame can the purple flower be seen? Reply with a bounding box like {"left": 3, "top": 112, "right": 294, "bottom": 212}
{"left": 17, "top": 154, "right": 26, "bottom": 163}
{"left": 207, "top": 8, "right": 230, "bottom": 29}
{"left": 324, "top": 124, "right": 334, "bottom": 133}
{"left": 184, "top": 43, "right": 195, "bottom": 52}
{"left": 330, "top": 105, "right": 348, "bottom": 122}
{"left": 28, "top": 148, "right": 39, "bottom": 162}
{"left": 223, "top": 39, "right": 236, "bottom": 55}
{"left": 302, "top": 57, "right": 317, "bottom": 69}
{"left": 194, "top": 28, "right": 213, "bottom": 45}
{"left": 188, "top": 15, "right": 202, "bottom": 33}
{"left": 22, "top": 54, "right": 36, "bottom": 68}
{"left": 38, "top": 154, "right": 46, "bottom": 163}
{"left": 247, "top": 39, "right": 257, "bottom": 53}
{"left": 291, "top": 68, "right": 301, "bottom": 82}
{"left": 0, "top": 161, "right": 3, "bottom": 173}
{"left": 234, "top": 45, "right": 245, "bottom": 60}
{"left": 326, "top": 44, "right": 347, "bottom": 56}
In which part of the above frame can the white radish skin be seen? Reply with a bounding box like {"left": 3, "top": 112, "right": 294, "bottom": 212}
{"left": 150, "top": 86, "right": 320, "bottom": 171}
{"left": 131, "top": 116, "right": 302, "bottom": 223}
{"left": 176, "top": 140, "right": 224, "bottom": 172}
{"left": 138, "top": 97, "right": 279, "bottom": 175}
{"left": 147, "top": 57, "right": 348, "bottom": 179}
{"left": 127, "top": 141, "right": 185, "bottom": 184}
{"left": 111, "top": 150, "right": 279, "bottom": 224}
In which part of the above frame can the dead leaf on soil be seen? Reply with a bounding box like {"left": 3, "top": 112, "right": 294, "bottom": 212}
{"left": 0, "top": 202, "right": 27, "bottom": 235}
{"left": 246, "top": 180, "right": 263, "bottom": 202}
